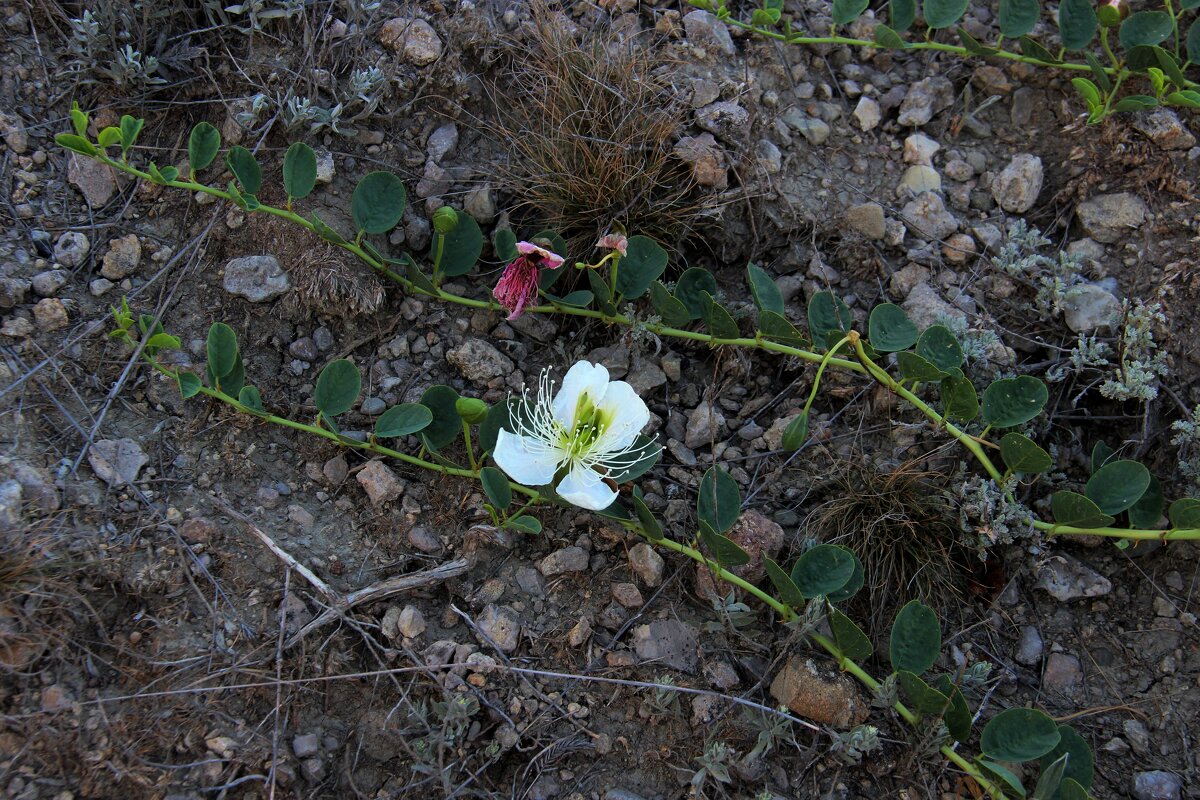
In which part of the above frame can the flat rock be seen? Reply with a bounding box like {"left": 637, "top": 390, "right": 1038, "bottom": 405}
{"left": 426, "top": 123, "right": 458, "bottom": 163}
{"left": 539, "top": 546, "right": 589, "bottom": 577}
{"left": 1041, "top": 652, "right": 1083, "bottom": 693}
{"left": 632, "top": 620, "right": 699, "bottom": 673}
{"left": 1132, "top": 108, "right": 1195, "bottom": 150}
{"left": 900, "top": 191, "right": 958, "bottom": 240}
{"left": 1076, "top": 192, "right": 1147, "bottom": 243}
{"left": 447, "top": 338, "right": 515, "bottom": 384}
{"left": 100, "top": 234, "right": 142, "bottom": 280}
{"left": 769, "top": 656, "right": 869, "bottom": 728}
{"left": 476, "top": 604, "right": 521, "bottom": 652}
{"left": 33, "top": 298, "right": 68, "bottom": 331}
{"left": 852, "top": 97, "right": 881, "bottom": 131}
{"left": 1035, "top": 555, "right": 1111, "bottom": 601}
{"left": 54, "top": 231, "right": 91, "bottom": 268}
{"left": 902, "top": 281, "right": 966, "bottom": 330}
{"left": 88, "top": 438, "right": 149, "bottom": 487}
{"left": 1133, "top": 771, "right": 1183, "bottom": 800}
{"left": 356, "top": 460, "right": 405, "bottom": 506}
{"left": 898, "top": 165, "right": 940, "bottom": 195}
{"left": 902, "top": 133, "right": 940, "bottom": 166}
{"left": 897, "top": 76, "right": 954, "bottom": 127}
{"left": 379, "top": 18, "right": 442, "bottom": 65}
{"left": 629, "top": 543, "right": 664, "bottom": 587}
{"left": 68, "top": 153, "right": 115, "bottom": 207}
{"left": 991, "top": 154, "right": 1043, "bottom": 213}
{"left": 695, "top": 101, "right": 749, "bottom": 142}
{"left": 32, "top": 270, "right": 69, "bottom": 299}
{"left": 685, "top": 400, "right": 725, "bottom": 449}
{"left": 1061, "top": 284, "right": 1121, "bottom": 333}
{"left": 1015, "top": 625, "right": 1043, "bottom": 665}
{"left": 682, "top": 10, "right": 736, "bottom": 56}
{"left": 223, "top": 255, "right": 290, "bottom": 302}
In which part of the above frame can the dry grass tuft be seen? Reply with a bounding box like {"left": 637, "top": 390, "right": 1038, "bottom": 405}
{"left": 808, "top": 457, "right": 971, "bottom": 637}
{"left": 492, "top": 8, "right": 702, "bottom": 255}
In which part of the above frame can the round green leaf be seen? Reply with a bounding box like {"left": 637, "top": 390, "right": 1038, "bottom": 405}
{"left": 832, "top": 0, "right": 869, "bottom": 25}
{"left": 238, "top": 385, "right": 265, "bottom": 413}
{"left": 940, "top": 371, "right": 979, "bottom": 422}
{"left": 120, "top": 114, "right": 144, "bottom": 155}
{"left": 493, "top": 227, "right": 518, "bottom": 261}
{"left": 790, "top": 544, "right": 855, "bottom": 599}
{"left": 674, "top": 268, "right": 718, "bottom": 321}
{"left": 1120, "top": 10, "right": 1173, "bottom": 50}
{"left": 923, "top": 0, "right": 969, "bottom": 29}
{"left": 757, "top": 310, "right": 807, "bottom": 345}
{"left": 868, "top": 303, "right": 918, "bottom": 352}
{"left": 826, "top": 552, "right": 864, "bottom": 603}
{"left": 188, "top": 121, "right": 220, "bottom": 173}
{"left": 1128, "top": 474, "right": 1164, "bottom": 529}
{"left": 699, "top": 520, "right": 751, "bottom": 567}
{"left": 97, "top": 126, "right": 123, "bottom": 150}
{"left": 1058, "top": 0, "right": 1098, "bottom": 49}
{"left": 480, "top": 466, "right": 512, "bottom": 509}
{"left": 999, "top": 432, "right": 1053, "bottom": 474}
{"left": 1057, "top": 778, "right": 1091, "bottom": 800}
{"left": 615, "top": 235, "right": 668, "bottom": 299}
{"left": 351, "top": 171, "right": 407, "bottom": 234}
{"left": 807, "top": 291, "right": 852, "bottom": 345}
{"left": 221, "top": 357, "right": 245, "bottom": 398}
{"left": 998, "top": 0, "right": 1039, "bottom": 38}
{"left": 981, "top": 708, "right": 1061, "bottom": 763}
{"left": 206, "top": 322, "right": 239, "bottom": 380}
{"left": 374, "top": 403, "right": 433, "bottom": 438}
{"left": 890, "top": 0, "right": 917, "bottom": 30}
{"left": 958, "top": 26, "right": 999, "bottom": 55}
{"left": 1019, "top": 34, "right": 1061, "bottom": 63}
{"left": 1113, "top": 95, "right": 1160, "bottom": 113}
{"left": 1090, "top": 440, "right": 1116, "bottom": 474}
{"left": 746, "top": 263, "right": 784, "bottom": 315}
{"left": 506, "top": 515, "right": 542, "bottom": 534}
{"left": 1051, "top": 491, "right": 1115, "bottom": 528}
{"left": 889, "top": 600, "right": 940, "bottom": 675}
{"left": 439, "top": 210, "right": 483, "bottom": 278}
{"left": 313, "top": 359, "right": 361, "bottom": 417}
{"left": 225, "top": 146, "right": 261, "bottom": 194}
{"left": 283, "top": 141, "right": 318, "bottom": 200}
{"left": 916, "top": 324, "right": 964, "bottom": 371}
{"left": 981, "top": 376, "right": 1048, "bottom": 427}
{"left": 419, "top": 385, "right": 462, "bottom": 451}
{"left": 897, "top": 352, "right": 951, "bottom": 382}
{"left": 829, "top": 607, "right": 873, "bottom": 661}
{"left": 649, "top": 281, "right": 691, "bottom": 326}
{"left": 1169, "top": 497, "right": 1200, "bottom": 529}
{"left": 1085, "top": 459, "right": 1150, "bottom": 515}
{"left": 177, "top": 371, "right": 202, "bottom": 399}
{"left": 698, "top": 466, "right": 740, "bottom": 534}
{"left": 896, "top": 670, "right": 951, "bottom": 714}
{"left": 781, "top": 411, "right": 809, "bottom": 452}
{"left": 1039, "top": 725, "right": 1095, "bottom": 794}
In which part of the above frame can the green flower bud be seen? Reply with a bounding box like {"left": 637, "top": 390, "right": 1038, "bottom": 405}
{"left": 455, "top": 396, "right": 488, "bottom": 424}
{"left": 432, "top": 206, "right": 459, "bottom": 235}
{"left": 1097, "top": 0, "right": 1128, "bottom": 27}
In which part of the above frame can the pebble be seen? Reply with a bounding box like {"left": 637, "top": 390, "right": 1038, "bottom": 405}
{"left": 100, "top": 234, "right": 141, "bottom": 280}
{"left": 567, "top": 617, "right": 592, "bottom": 647}
{"left": 0, "top": 110, "right": 28, "bottom": 153}
{"left": 314, "top": 147, "right": 335, "bottom": 184}
{"left": 902, "top": 282, "right": 966, "bottom": 329}
{"left": 1034, "top": 555, "right": 1112, "bottom": 601}
{"left": 301, "top": 757, "right": 327, "bottom": 782}
{"left": 356, "top": 460, "right": 405, "bottom": 506}
{"left": 1061, "top": 284, "right": 1121, "bottom": 333}
{"left": 67, "top": 153, "right": 116, "bottom": 207}
{"left": 629, "top": 543, "right": 664, "bottom": 587}
{"left": 0, "top": 480, "right": 22, "bottom": 527}
{"left": 695, "top": 101, "right": 750, "bottom": 142}
{"left": 1132, "top": 108, "right": 1196, "bottom": 150}
{"left": 790, "top": 114, "right": 831, "bottom": 146}
{"left": 944, "top": 158, "right": 974, "bottom": 182}
{"left": 408, "top": 525, "right": 442, "bottom": 553}
{"left": 89, "top": 278, "right": 114, "bottom": 296}
{"left": 427, "top": 123, "right": 458, "bottom": 163}
{"left": 898, "top": 165, "right": 941, "bottom": 195}
{"left": 292, "top": 734, "right": 320, "bottom": 759}
{"left": 1132, "top": 771, "right": 1183, "bottom": 800}
{"left": 1015, "top": 625, "right": 1043, "bottom": 665}
{"left": 890, "top": 263, "right": 930, "bottom": 298}
{"left": 32, "top": 298, "right": 68, "bottom": 330}
{"left": 661, "top": 352, "right": 682, "bottom": 382}
{"left": 769, "top": 656, "right": 868, "bottom": 727}
{"left": 991, "top": 153, "right": 1043, "bottom": 213}
{"left": 756, "top": 139, "right": 782, "bottom": 174}
{"left": 464, "top": 185, "right": 495, "bottom": 223}
{"left": 360, "top": 397, "right": 386, "bottom": 415}
{"left": 626, "top": 355, "right": 667, "bottom": 395}
{"left": 322, "top": 455, "right": 348, "bottom": 485}
{"left": 1041, "top": 652, "right": 1082, "bottom": 693}
{"left": 1076, "top": 192, "right": 1147, "bottom": 244}
{"left": 54, "top": 231, "right": 91, "bottom": 267}
{"left": 223, "top": 255, "right": 290, "bottom": 302}
{"left": 941, "top": 233, "right": 977, "bottom": 265}
{"left": 396, "top": 605, "right": 426, "bottom": 638}
{"left": 476, "top": 604, "right": 521, "bottom": 652}
{"left": 971, "top": 222, "right": 1003, "bottom": 253}
{"left": 684, "top": 400, "right": 724, "bottom": 449}
{"left": 0, "top": 277, "right": 29, "bottom": 308}
{"left": 852, "top": 96, "right": 881, "bottom": 131}
{"left": 632, "top": 620, "right": 699, "bottom": 673}
{"left": 897, "top": 76, "right": 954, "bottom": 127}
{"left": 673, "top": 133, "right": 727, "bottom": 190}
{"left": 516, "top": 567, "right": 546, "bottom": 597}
{"left": 289, "top": 337, "right": 319, "bottom": 361}
{"left": 88, "top": 438, "right": 149, "bottom": 487}
{"left": 447, "top": 338, "right": 515, "bottom": 384}
{"left": 611, "top": 582, "right": 644, "bottom": 608}
{"left": 902, "top": 133, "right": 940, "bottom": 166}
{"left": 539, "top": 546, "right": 589, "bottom": 577}
{"left": 900, "top": 191, "right": 958, "bottom": 240}
{"left": 379, "top": 17, "right": 443, "bottom": 66}
{"left": 682, "top": 10, "right": 736, "bottom": 56}
{"left": 971, "top": 65, "right": 1012, "bottom": 95}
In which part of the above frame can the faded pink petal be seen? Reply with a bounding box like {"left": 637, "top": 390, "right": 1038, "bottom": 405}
{"left": 515, "top": 240, "right": 565, "bottom": 269}
{"left": 494, "top": 255, "right": 540, "bottom": 320}
{"left": 595, "top": 233, "right": 628, "bottom": 256}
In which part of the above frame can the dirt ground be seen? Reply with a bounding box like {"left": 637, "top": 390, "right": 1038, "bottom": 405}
{"left": 1, "top": 1, "right": 1199, "bottom": 798}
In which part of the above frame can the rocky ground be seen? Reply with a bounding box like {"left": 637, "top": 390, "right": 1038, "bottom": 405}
{"left": 0, "top": 1, "right": 1198, "bottom": 798}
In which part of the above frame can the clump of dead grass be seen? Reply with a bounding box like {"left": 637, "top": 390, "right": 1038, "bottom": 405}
{"left": 492, "top": 7, "right": 701, "bottom": 255}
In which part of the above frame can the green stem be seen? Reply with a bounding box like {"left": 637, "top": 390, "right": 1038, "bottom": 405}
{"left": 1100, "top": 27, "right": 1120, "bottom": 70}
{"left": 432, "top": 232, "right": 446, "bottom": 285}
{"left": 802, "top": 335, "right": 851, "bottom": 418}
{"left": 462, "top": 420, "right": 478, "bottom": 472}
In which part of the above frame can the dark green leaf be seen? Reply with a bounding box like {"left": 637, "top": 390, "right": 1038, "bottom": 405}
{"left": 313, "top": 359, "right": 361, "bottom": 417}
{"left": 221, "top": 357, "right": 245, "bottom": 398}
{"left": 699, "top": 520, "right": 751, "bottom": 566}
{"left": 615, "top": 235, "right": 668, "bottom": 299}
{"left": 1113, "top": 95, "right": 1160, "bottom": 112}
{"left": 1189, "top": 18, "right": 1200, "bottom": 64}
{"left": 351, "top": 171, "right": 406, "bottom": 234}
{"left": 889, "top": 600, "right": 940, "bottom": 675}
{"left": 832, "top": 0, "right": 869, "bottom": 25}
{"left": 158, "top": 165, "right": 179, "bottom": 183}
{"left": 1128, "top": 475, "right": 1164, "bottom": 528}
{"left": 1119, "top": 10, "right": 1174, "bottom": 49}
{"left": 981, "top": 708, "right": 1061, "bottom": 763}
{"left": 70, "top": 103, "right": 88, "bottom": 137}
{"left": 419, "top": 385, "right": 462, "bottom": 451}
{"left": 1057, "top": 778, "right": 1090, "bottom": 800}
{"left": 697, "top": 466, "right": 740, "bottom": 534}
{"left": 374, "top": 403, "right": 433, "bottom": 437}
{"left": 238, "top": 386, "right": 265, "bottom": 413}
{"left": 915, "top": 325, "right": 964, "bottom": 371}
{"left": 439, "top": 210, "right": 484, "bottom": 277}
{"left": 868, "top": 303, "right": 918, "bottom": 352}
{"left": 493, "top": 227, "right": 518, "bottom": 261}
{"left": 757, "top": 310, "right": 808, "bottom": 346}
{"left": 979, "top": 760, "right": 1029, "bottom": 798}
{"left": 605, "top": 434, "right": 661, "bottom": 483}
{"left": 587, "top": 269, "right": 615, "bottom": 315}
{"left": 781, "top": 411, "right": 809, "bottom": 452}
{"left": 1071, "top": 77, "right": 1103, "bottom": 108}
{"left": 188, "top": 121, "right": 220, "bottom": 173}
{"left": 206, "top": 322, "right": 239, "bottom": 380}
{"left": 807, "top": 291, "right": 852, "bottom": 344}
{"left": 931, "top": 675, "right": 973, "bottom": 742}
{"left": 506, "top": 515, "right": 543, "bottom": 534}
{"left": 746, "top": 263, "right": 784, "bottom": 315}
{"left": 981, "top": 376, "right": 1048, "bottom": 427}
{"left": 310, "top": 212, "right": 348, "bottom": 245}
{"left": 999, "top": 0, "right": 1039, "bottom": 38}
{"left": 225, "top": 146, "right": 261, "bottom": 194}
{"left": 1058, "top": 0, "right": 1098, "bottom": 50}
{"left": 1084, "top": 459, "right": 1150, "bottom": 515}
{"left": 700, "top": 292, "right": 740, "bottom": 340}
{"left": 1019, "top": 35, "right": 1061, "bottom": 63}
{"left": 1051, "top": 491, "right": 1116, "bottom": 528}
{"left": 1090, "top": 441, "right": 1116, "bottom": 473}
{"left": 923, "top": 0, "right": 969, "bottom": 29}
{"left": 791, "top": 544, "right": 856, "bottom": 598}
{"left": 890, "top": 0, "right": 917, "bottom": 31}
{"left": 1169, "top": 497, "right": 1200, "bottom": 528}
{"left": 55, "top": 133, "right": 96, "bottom": 157}
{"left": 553, "top": 290, "right": 593, "bottom": 308}
{"left": 675, "top": 267, "right": 718, "bottom": 320}
{"left": 896, "top": 670, "right": 952, "bottom": 714}
{"left": 479, "top": 397, "right": 517, "bottom": 455}
{"left": 648, "top": 281, "right": 692, "bottom": 327}
{"left": 1167, "top": 89, "right": 1200, "bottom": 109}
{"left": 480, "top": 466, "right": 512, "bottom": 509}
{"left": 826, "top": 552, "right": 864, "bottom": 602}
{"left": 764, "top": 556, "right": 806, "bottom": 607}
{"left": 897, "top": 351, "right": 951, "bottom": 382}
{"left": 1084, "top": 52, "right": 1112, "bottom": 93}
{"left": 177, "top": 371, "right": 202, "bottom": 399}
{"left": 120, "top": 115, "right": 143, "bottom": 156}
{"left": 874, "top": 23, "right": 908, "bottom": 47}
{"left": 829, "top": 606, "right": 873, "bottom": 661}
{"left": 633, "top": 492, "right": 664, "bottom": 542}
{"left": 283, "top": 141, "right": 318, "bottom": 200}
{"left": 1000, "top": 432, "right": 1053, "bottom": 474}
{"left": 1038, "top": 725, "right": 1095, "bottom": 795}
{"left": 1125, "top": 45, "right": 1160, "bottom": 70}
{"left": 1154, "top": 46, "right": 1187, "bottom": 87}
{"left": 940, "top": 371, "right": 979, "bottom": 422}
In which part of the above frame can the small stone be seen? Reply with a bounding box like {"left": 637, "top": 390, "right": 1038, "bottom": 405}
{"left": 790, "top": 115, "right": 831, "bottom": 146}
{"left": 695, "top": 101, "right": 750, "bottom": 143}
{"left": 313, "top": 147, "right": 335, "bottom": 184}
{"left": 360, "top": 397, "right": 385, "bottom": 415}
{"left": 0, "top": 480, "right": 22, "bottom": 528}
{"left": 67, "top": 153, "right": 116, "bottom": 207}
{"left": 1076, "top": 192, "right": 1147, "bottom": 244}
{"left": 1035, "top": 555, "right": 1112, "bottom": 601}
{"left": 769, "top": 656, "right": 869, "bottom": 728}
{"left": 611, "top": 582, "right": 644, "bottom": 608}
{"left": 626, "top": 355, "right": 667, "bottom": 395}
{"left": 289, "top": 337, "right": 319, "bottom": 361}
{"left": 31, "top": 270, "right": 69, "bottom": 297}
{"left": 380, "top": 18, "right": 443, "bottom": 66}
{"left": 567, "top": 617, "right": 592, "bottom": 647}
{"left": 1132, "top": 108, "right": 1196, "bottom": 150}
{"left": 673, "top": 133, "right": 726, "bottom": 190}
{"left": 33, "top": 298, "right": 68, "bottom": 331}
{"left": 11, "top": 462, "right": 59, "bottom": 515}
{"left": 941, "top": 233, "right": 977, "bottom": 265}
{"left": 629, "top": 543, "right": 664, "bottom": 587}
{"left": 356, "top": 460, "right": 405, "bottom": 506}
{"left": 1061, "top": 284, "right": 1121, "bottom": 333}
{"left": 40, "top": 684, "right": 73, "bottom": 712}
{"left": 890, "top": 263, "right": 931, "bottom": 298}
{"left": 464, "top": 185, "right": 496, "bottom": 224}
{"left": 1132, "top": 771, "right": 1182, "bottom": 800}
{"left": 971, "top": 222, "right": 1003, "bottom": 253}
{"left": 408, "top": 526, "right": 442, "bottom": 553}
{"left": 397, "top": 605, "right": 426, "bottom": 638}
{"left": 902, "top": 133, "right": 940, "bottom": 166}
{"left": 991, "top": 154, "right": 1043, "bottom": 213}
{"left": 689, "top": 78, "right": 721, "bottom": 108}
{"left": 852, "top": 96, "right": 881, "bottom": 131}
{"left": 1125, "top": 719, "right": 1152, "bottom": 754}
{"left": 1, "top": 316, "right": 33, "bottom": 338}
{"left": 0, "top": 278, "right": 30, "bottom": 309}
{"left": 902, "top": 282, "right": 966, "bottom": 329}
{"left": 292, "top": 734, "right": 321, "bottom": 759}
{"left": 944, "top": 158, "right": 974, "bottom": 182}
{"left": 685, "top": 400, "right": 725, "bottom": 449}
{"left": 898, "top": 76, "right": 954, "bottom": 127}
{"left": 322, "top": 454, "right": 348, "bottom": 485}
{"left": 900, "top": 192, "right": 958, "bottom": 240}
{"left": 632, "top": 620, "right": 699, "bottom": 673}
{"left": 89, "top": 278, "right": 114, "bottom": 296}
{"left": 0, "top": 111, "right": 29, "bottom": 153}
{"left": 54, "top": 231, "right": 90, "bottom": 268}
{"left": 447, "top": 339, "right": 515, "bottom": 384}
{"left": 1015, "top": 626, "right": 1043, "bottom": 665}
{"left": 476, "top": 604, "right": 521, "bottom": 652}
{"left": 682, "top": 10, "right": 736, "bottom": 56}
{"left": 100, "top": 234, "right": 141, "bottom": 280}
{"left": 301, "top": 757, "right": 327, "bottom": 782}
{"left": 181, "top": 517, "right": 218, "bottom": 544}
{"left": 88, "top": 438, "right": 149, "bottom": 488}
{"left": 427, "top": 123, "right": 458, "bottom": 163}
{"left": 223, "top": 255, "right": 290, "bottom": 302}
{"left": 898, "top": 165, "right": 941, "bottom": 195}
{"left": 515, "top": 567, "right": 545, "bottom": 597}
{"left": 756, "top": 139, "right": 782, "bottom": 174}
{"left": 539, "top": 546, "right": 589, "bottom": 577}
{"left": 1041, "top": 652, "right": 1082, "bottom": 693}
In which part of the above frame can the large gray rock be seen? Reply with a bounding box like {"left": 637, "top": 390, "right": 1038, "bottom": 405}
{"left": 991, "top": 154, "right": 1043, "bottom": 213}
{"left": 633, "top": 620, "right": 699, "bottom": 673}
{"left": 1076, "top": 192, "right": 1147, "bottom": 244}
{"left": 1061, "top": 284, "right": 1121, "bottom": 333}
{"left": 682, "top": 10, "right": 736, "bottom": 56}
{"left": 447, "top": 339, "right": 515, "bottom": 384}
{"left": 1132, "top": 771, "right": 1183, "bottom": 800}
{"left": 223, "top": 255, "right": 290, "bottom": 302}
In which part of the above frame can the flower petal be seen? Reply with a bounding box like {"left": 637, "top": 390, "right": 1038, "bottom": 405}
{"left": 493, "top": 429, "right": 563, "bottom": 486}
{"left": 556, "top": 463, "right": 618, "bottom": 511}
{"left": 593, "top": 379, "right": 650, "bottom": 452}
{"left": 552, "top": 361, "right": 609, "bottom": 429}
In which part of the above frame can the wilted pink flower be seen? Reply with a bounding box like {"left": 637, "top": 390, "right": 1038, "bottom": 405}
{"left": 595, "top": 233, "right": 628, "bottom": 256}
{"left": 494, "top": 241, "right": 565, "bottom": 320}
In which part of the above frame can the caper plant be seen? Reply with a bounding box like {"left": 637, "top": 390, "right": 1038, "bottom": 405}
{"left": 692, "top": 0, "right": 1200, "bottom": 123}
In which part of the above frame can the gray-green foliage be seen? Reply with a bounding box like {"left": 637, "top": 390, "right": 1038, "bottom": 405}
{"left": 957, "top": 474, "right": 1037, "bottom": 553}
{"left": 1097, "top": 300, "right": 1169, "bottom": 402}
{"left": 1172, "top": 404, "right": 1200, "bottom": 496}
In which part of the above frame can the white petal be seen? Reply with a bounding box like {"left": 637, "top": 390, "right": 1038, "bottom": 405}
{"left": 552, "top": 361, "right": 609, "bottom": 429}
{"left": 593, "top": 379, "right": 650, "bottom": 452}
{"left": 556, "top": 463, "right": 617, "bottom": 511}
{"left": 493, "top": 429, "right": 564, "bottom": 486}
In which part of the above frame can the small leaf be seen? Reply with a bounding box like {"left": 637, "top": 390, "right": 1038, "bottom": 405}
{"left": 493, "top": 227, "right": 518, "bottom": 261}
{"left": 791, "top": 544, "right": 856, "bottom": 598}
{"left": 553, "top": 290, "right": 593, "bottom": 308}
{"left": 1090, "top": 441, "right": 1116, "bottom": 473}
{"left": 98, "top": 126, "right": 123, "bottom": 150}
{"left": 874, "top": 23, "right": 907, "bottom": 47}
{"left": 1057, "top": 778, "right": 1090, "bottom": 800}
{"left": 480, "top": 466, "right": 512, "bottom": 509}
{"left": 699, "top": 520, "right": 751, "bottom": 567}
{"left": 1113, "top": 95, "right": 1160, "bottom": 113}
{"left": 1128, "top": 475, "right": 1164, "bottom": 529}
{"left": 978, "top": 760, "right": 1029, "bottom": 798}
{"left": 807, "top": 291, "right": 852, "bottom": 345}
{"left": 896, "top": 670, "right": 952, "bottom": 714}
{"left": 188, "top": 121, "right": 220, "bottom": 172}
{"left": 587, "top": 269, "right": 615, "bottom": 314}
{"left": 674, "top": 267, "right": 718, "bottom": 320}
{"left": 781, "top": 411, "right": 809, "bottom": 452}
{"left": 506, "top": 515, "right": 543, "bottom": 534}
{"left": 700, "top": 292, "right": 740, "bottom": 340}
{"left": 890, "top": 0, "right": 917, "bottom": 31}
{"left": 1071, "top": 78, "right": 1102, "bottom": 108}
{"left": 159, "top": 166, "right": 179, "bottom": 183}
{"left": 957, "top": 26, "right": 1000, "bottom": 54}
{"left": 999, "top": 0, "right": 1039, "bottom": 38}
{"left": 931, "top": 675, "right": 973, "bottom": 742}
{"left": 829, "top": 607, "right": 873, "bottom": 661}
{"left": 889, "top": 600, "right": 940, "bottom": 675}
{"left": 982, "top": 375, "right": 1048, "bottom": 427}
{"left": 757, "top": 310, "right": 808, "bottom": 346}
{"left": 981, "top": 708, "right": 1061, "bottom": 763}
{"left": 120, "top": 115, "right": 144, "bottom": 156}
{"left": 1154, "top": 46, "right": 1187, "bottom": 88}
{"left": 1038, "top": 725, "right": 1095, "bottom": 795}
{"left": 764, "top": 556, "right": 806, "bottom": 607}
{"left": 419, "top": 385, "right": 462, "bottom": 451}
{"left": 1168, "top": 497, "right": 1200, "bottom": 528}
{"left": 221, "top": 358, "right": 245, "bottom": 398}
{"left": 1058, "top": 0, "right": 1098, "bottom": 50}
{"left": 310, "top": 212, "right": 348, "bottom": 245}
{"left": 225, "top": 146, "right": 261, "bottom": 194}
{"left": 1084, "top": 52, "right": 1112, "bottom": 93}
{"left": 283, "top": 141, "right": 318, "bottom": 200}
{"left": 832, "top": 0, "right": 869, "bottom": 25}
{"left": 633, "top": 492, "right": 664, "bottom": 542}
{"left": 897, "top": 352, "right": 951, "bottom": 382}
{"left": 374, "top": 403, "right": 433, "bottom": 437}
{"left": 1051, "top": 491, "right": 1115, "bottom": 529}
{"left": 1000, "top": 432, "right": 1053, "bottom": 474}
{"left": 55, "top": 133, "right": 96, "bottom": 157}
{"left": 1019, "top": 35, "right": 1060, "bottom": 63}
{"left": 206, "top": 322, "right": 239, "bottom": 380}
{"left": 351, "top": 171, "right": 406, "bottom": 234}
{"left": 868, "top": 303, "right": 918, "bottom": 352}
{"left": 70, "top": 102, "right": 88, "bottom": 137}
{"left": 826, "top": 552, "right": 864, "bottom": 602}
{"left": 177, "top": 371, "right": 202, "bottom": 399}
{"left": 922, "top": 0, "right": 969, "bottom": 29}
{"left": 615, "top": 235, "right": 668, "bottom": 299}
{"left": 313, "top": 359, "right": 361, "bottom": 417}
{"left": 1084, "top": 459, "right": 1150, "bottom": 515}
{"left": 746, "top": 263, "right": 784, "bottom": 315}
{"left": 649, "top": 281, "right": 692, "bottom": 327}
{"left": 238, "top": 386, "right": 265, "bottom": 413}
{"left": 439, "top": 210, "right": 484, "bottom": 277}
{"left": 697, "top": 466, "right": 740, "bottom": 534}
{"left": 940, "top": 371, "right": 980, "bottom": 422}
{"left": 1119, "top": 10, "right": 1174, "bottom": 50}
{"left": 1189, "top": 18, "right": 1200, "bottom": 64}
{"left": 144, "top": 332, "right": 181, "bottom": 352}
{"left": 1167, "top": 89, "right": 1200, "bottom": 109}
{"left": 915, "top": 325, "right": 963, "bottom": 371}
